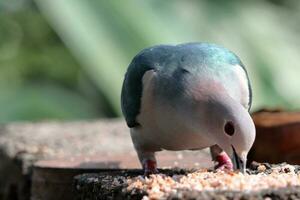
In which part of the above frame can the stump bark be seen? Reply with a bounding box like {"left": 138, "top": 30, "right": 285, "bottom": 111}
{"left": 249, "top": 109, "right": 300, "bottom": 164}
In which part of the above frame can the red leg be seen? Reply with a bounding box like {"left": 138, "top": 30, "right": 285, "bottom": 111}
{"left": 210, "top": 145, "right": 233, "bottom": 170}
{"left": 143, "top": 159, "right": 158, "bottom": 175}
{"left": 135, "top": 149, "right": 158, "bottom": 175}
{"left": 215, "top": 151, "right": 233, "bottom": 170}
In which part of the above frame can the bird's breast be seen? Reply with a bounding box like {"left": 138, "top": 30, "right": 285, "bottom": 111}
{"left": 134, "top": 70, "right": 213, "bottom": 151}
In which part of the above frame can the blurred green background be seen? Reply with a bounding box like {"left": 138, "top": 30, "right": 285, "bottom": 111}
{"left": 0, "top": 0, "right": 299, "bottom": 122}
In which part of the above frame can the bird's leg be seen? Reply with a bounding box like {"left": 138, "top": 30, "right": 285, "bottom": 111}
{"left": 136, "top": 150, "right": 158, "bottom": 175}
{"left": 210, "top": 145, "right": 233, "bottom": 170}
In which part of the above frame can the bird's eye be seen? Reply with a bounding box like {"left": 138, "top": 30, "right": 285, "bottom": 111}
{"left": 224, "top": 121, "right": 235, "bottom": 136}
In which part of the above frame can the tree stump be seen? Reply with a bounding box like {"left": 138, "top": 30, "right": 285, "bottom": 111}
{"left": 73, "top": 163, "right": 300, "bottom": 200}
{"left": 249, "top": 109, "right": 300, "bottom": 164}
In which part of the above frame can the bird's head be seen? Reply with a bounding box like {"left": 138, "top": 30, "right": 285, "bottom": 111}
{"left": 200, "top": 92, "right": 256, "bottom": 173}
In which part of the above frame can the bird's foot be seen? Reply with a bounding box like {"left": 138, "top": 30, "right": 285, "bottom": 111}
{"left": 214, "top": 152, "right": 233, "bottom": 170}
{"left": 143, "top": 159, "right": 158, "bottom": 176}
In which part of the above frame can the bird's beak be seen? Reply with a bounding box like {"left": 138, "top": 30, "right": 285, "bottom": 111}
{"left": 231, "top": 146, "right": 246, "bottom": 173}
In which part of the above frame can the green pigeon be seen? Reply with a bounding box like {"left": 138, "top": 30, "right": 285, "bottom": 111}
{"left": 121, "top": 43, "right": 256, "bottom": 175}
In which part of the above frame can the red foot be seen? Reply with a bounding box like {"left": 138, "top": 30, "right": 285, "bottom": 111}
{"left": 215, "top": 152, "right": 233, "bottom": 170}
{"left": 143, "top": 159, "right": 158, "bottom": 175}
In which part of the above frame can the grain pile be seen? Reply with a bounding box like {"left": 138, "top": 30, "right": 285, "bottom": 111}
{"left": 127, "top": 164, "right": 300, "bottom": 200}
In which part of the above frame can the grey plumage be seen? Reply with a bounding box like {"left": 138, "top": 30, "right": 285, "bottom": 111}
{"left": 121, "top": 43, "right": 252, "bottom": 128}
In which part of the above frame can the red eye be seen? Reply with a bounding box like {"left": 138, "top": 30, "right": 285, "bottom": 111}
{"left": 224, "top": 121, "right": 235, "bottom": 136}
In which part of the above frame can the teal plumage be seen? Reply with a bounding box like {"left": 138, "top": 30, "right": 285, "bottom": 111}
{"left": 121, "top": 42, "right": 252, "bottom": 128}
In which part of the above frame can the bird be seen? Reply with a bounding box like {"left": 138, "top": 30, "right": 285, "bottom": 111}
{"left": 121, "top": 42, "right": 256, "bottom": 175}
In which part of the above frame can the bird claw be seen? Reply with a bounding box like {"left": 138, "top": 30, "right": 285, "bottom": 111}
{"left": 214, "top": 152, "right": 233, "bottom": 171}
{"left": 215, "top": 162, "right": 233, "bottom": 171}
{"left": 144, "top": 168, "right": 159, "bottom": 176}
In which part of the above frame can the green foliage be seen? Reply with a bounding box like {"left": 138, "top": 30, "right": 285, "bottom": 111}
{"left": 0, "top": 0, "right": 300, "bottom": 122}
{"left": 0, "top": 1, "right": 110, "bottom": 122}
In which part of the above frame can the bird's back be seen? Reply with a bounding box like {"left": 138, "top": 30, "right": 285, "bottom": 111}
{"left": 121, "top": 43, "right": 252, "bottom": 128}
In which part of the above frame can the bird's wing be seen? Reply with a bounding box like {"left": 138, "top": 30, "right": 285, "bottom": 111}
{"left": 121, "top": 51, "right": 156, "bottom": 128}
{"left": 239, "top": 63, "right": 252, "bottom": 111}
